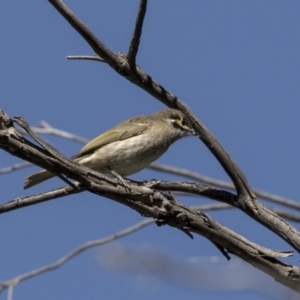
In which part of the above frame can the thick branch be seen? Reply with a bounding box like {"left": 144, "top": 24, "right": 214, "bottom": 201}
{"left": 48, "top": 0, "right": 254, "bottom": 203}
{"left": 150, "top": 163, "right": 300, "bottom": 211}
{"left": 153, "top": 180, "right": 300, "bottom": 252}
{"left": 44, "top": 0, "right": 300, "bottom": 260}
{"left": 5, "top": 124, "right": 300, "bottom": 212}
{"left": 0, "top": 109, "right": 298, "bottom": 291}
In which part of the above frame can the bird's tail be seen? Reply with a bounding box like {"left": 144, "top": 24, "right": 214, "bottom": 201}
{"left": 24, "top": 169, "right": 55, "bottom": 189}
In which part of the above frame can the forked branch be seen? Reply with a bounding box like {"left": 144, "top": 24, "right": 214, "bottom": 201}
{"left": 0, "top": 109, "right": 299, "bottom": 292}
{"left": 47, "top": 0, "right": 300, "bottom": 256}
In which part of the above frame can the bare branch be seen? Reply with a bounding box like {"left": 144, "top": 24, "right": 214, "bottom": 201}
{"left": 36, "top": 122, "right": 89, "bottom": 143}
{"left": 3, "top": 183, "right": 300, "bottom": 229}
{"left": 1, "top": 109, "right": 299, "bottom": 292}
{"left": 48, "top": 0, "right": 256, "bottom": 215}
{"left": 149, "top": 163, "right": 236, "bottom": 188}
{"left": 3, "top": 113, "right": 300, "bottom": 267}
{"left": 150, "top": 180, "right": 237, "bottom": 204}
{"left": 0, "top": 204, "right": 232, "bottom": 294}
{"left": 0, "top": 123, "right": 89, "bottom": 175}
{"left": 67, "top": 54, "right": 105, "bottom": 62}
{"left": 127, "top": 0, "right": 148, "bottom": 66}
{"left": 1, "top": 204, "right": 298, "bottom": 296}
{"left": 49, "top": 0, "right": 116, "bottom": 64}
{"left": 7, "top": 285, "right": 13, "bottom": 300}
{"left": 14, "top": 116, "right": 76, "bottom": 188}
{"left": 0, "top": 219, "right": 154, "bottom": 294}
{"left": 0, "top": 185, "right": 82, "bottom": 214}
{"left": 18, "top": 121, "right": 89, "bottom": 144}
{"left": 13, "top": 123, "right": 300, "bottom": 213}
{"left": 149, "top": 163, "right": 300, "bottom": 211}
{"left": 1, "top": 1, "right": 299, "bottom": 292}
{"left": 152, "top": 180, "right": 300, "bottom": 250}
{"left": 10, "top": 122, "right": 300, "bottom": 220}
{"left": 0, "top": 161, "right": 31, "bottom": 175}
{"left": 192, "top": 204, "right": 300, "bottom": 223}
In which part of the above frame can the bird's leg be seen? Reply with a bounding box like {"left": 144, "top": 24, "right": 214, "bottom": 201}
{"left": 106, "top": 167, "right": 130, "bottom": 190}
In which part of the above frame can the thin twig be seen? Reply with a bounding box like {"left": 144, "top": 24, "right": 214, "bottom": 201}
{"left": 149, "top": 163, "right": 234, "bottom": 188}
{"left": 0, "top": 162, "right": 31, "bottom": 175}
{"left": 0, "top": 185, "right": 82, "bottom": 214}
{"left": 7, "top": 285, "right": 13, "bottom": 300}
{"left": 192, "top": 204, "right": 300, "bottom": 223}
{"left": 2, "top": 203, "right": 299, "bottom": 296}
{"left": 14, "top": 116, "right": 75, "bottom": 188}
{"left": 149, "top": 163, "right": 300, "bottom": 210}
{"left": 67, "top": 54, "right": 105, "bottom": 62}
{"left": 0, "top": 204, "right": 229, "bottom": 296}
{"left": 0, "top": 219, "right": 154, "bottom": 294}
{"left": 127, "top": 0, "right": 148, "bottom": 66}
{"left": 32, "top": 121, "right": 89, "bottom": 144}
{"left": 49, "top": 0, "right": 117, "bottom": 65}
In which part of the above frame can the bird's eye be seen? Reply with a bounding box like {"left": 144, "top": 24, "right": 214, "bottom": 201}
{"left": 170, "top": 117, "right": 188, "bottom": 130}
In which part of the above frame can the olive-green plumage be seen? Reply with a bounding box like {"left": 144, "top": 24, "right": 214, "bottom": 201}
{"left": 24, "top": 108, "right": 195, "bottom": 189}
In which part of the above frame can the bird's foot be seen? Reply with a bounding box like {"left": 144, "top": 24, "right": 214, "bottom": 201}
{"left": 108, "top": 168, "right": 131, "bottom": 191}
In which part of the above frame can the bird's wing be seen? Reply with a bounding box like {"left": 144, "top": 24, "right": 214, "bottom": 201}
{"left": 71, "top": 122, "right": 150, "bottom": 159}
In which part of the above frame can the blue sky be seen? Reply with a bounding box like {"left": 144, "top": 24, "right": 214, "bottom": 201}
{"left": 1, "top": 1, "right": 300, "bottom": 299}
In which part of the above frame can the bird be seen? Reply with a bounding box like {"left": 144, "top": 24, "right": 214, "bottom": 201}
{"left": 24, "top": 108, "right": 196, "bottom": 189}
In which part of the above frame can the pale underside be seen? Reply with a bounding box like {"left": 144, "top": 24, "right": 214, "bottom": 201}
{"left": 77, "top": 134, "right": 169, "bottom": 176}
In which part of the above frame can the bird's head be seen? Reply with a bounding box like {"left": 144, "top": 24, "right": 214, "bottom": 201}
{"left": 155, "top": 108, "right": 197, "bottom": 138}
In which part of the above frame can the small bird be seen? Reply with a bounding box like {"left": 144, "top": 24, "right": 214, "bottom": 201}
{"left": 24, "top": 108, "right": 196, "bottom": 189}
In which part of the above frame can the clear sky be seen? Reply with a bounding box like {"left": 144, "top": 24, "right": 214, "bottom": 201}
{"left": 1, "top": 1, "right": 300, "bottom": 299}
